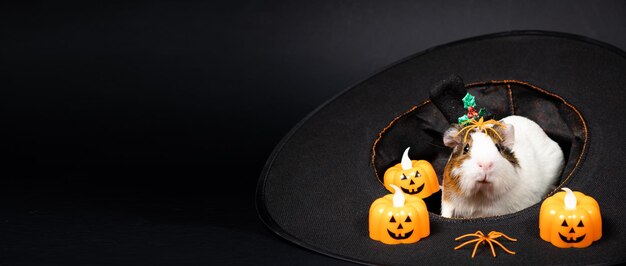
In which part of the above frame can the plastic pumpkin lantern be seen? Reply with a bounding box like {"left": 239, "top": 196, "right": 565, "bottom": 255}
{"left": 539, "top": 187, "right": 602, "bottom": 248}
{"left": 383, "top": 147, "right": 440, "bottom": 199}
{"left": 369, "top": 184, "right": 430, "bottom": 244}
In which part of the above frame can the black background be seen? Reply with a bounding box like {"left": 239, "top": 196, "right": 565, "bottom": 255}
{"left": 1, "top": 1, "right": 625, "bottom": 265}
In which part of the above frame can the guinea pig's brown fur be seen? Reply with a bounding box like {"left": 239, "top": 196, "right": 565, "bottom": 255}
{"left": 442, "top": 125, "right": 519, "bottom": 202}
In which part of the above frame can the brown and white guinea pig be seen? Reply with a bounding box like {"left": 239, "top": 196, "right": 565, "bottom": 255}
{"left": 440, "top": 115, "right": 564, "bottom": 218}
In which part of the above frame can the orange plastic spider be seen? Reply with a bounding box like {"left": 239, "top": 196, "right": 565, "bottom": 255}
{"left": 454, "top": 230, "right": 517, "bottom": 258}
{"left": 454, "top": 117, "right": 506, "bottom": 143}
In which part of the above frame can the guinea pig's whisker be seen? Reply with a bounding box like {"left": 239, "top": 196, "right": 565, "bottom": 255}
{"left": 426, "top": 142, "right": 447, "bottom": 149}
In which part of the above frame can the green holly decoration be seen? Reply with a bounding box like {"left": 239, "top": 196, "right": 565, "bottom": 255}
{"left": 457, "top": 93, "right": 490, "bottom": 125}
{"left": 462, "top": 93, "right": 476, "bottom": 109}
{"left": 458, "top": 115, "right": 470, "bottom": 125}
{"left": 478, "top": 108, "right": 487, "bottom": 117}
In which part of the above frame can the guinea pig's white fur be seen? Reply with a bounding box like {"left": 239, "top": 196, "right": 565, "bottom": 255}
{"left": 441, "top": 115, "right": 564, "bottom": 218}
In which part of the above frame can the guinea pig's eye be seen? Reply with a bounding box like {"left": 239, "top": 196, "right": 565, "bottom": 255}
{"left": 463, "top": 144, "right": 470, "bottom": 154}
{"left": 495, "top": 144, "right": 502, "bottom": 152}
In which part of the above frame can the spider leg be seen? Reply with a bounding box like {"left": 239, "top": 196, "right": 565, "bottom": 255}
{"left": 490, "top": 239, "right": 516, "bottom": 255}
{"left": 486, "top": 231, "right": 502, "bottom": 240}
{"left": 454, "top": 233, "right": 480, "bottom": 241}
{"left": 485, "top": 239, "right": 497, "bottom": 257}
{"left": 471, "top": 239, "right": 484, "bottom": 258}
{"left": 454, "top": 238, "right": 483, "bottom": 250}
{"left": 463, "top": 127, "right": 473, "bottom": 143}
{"left": 487, "top": 231, "right": 515, "bottom": 240}
{"left": 496, "top": 233, "right": 517, "bottom": 242}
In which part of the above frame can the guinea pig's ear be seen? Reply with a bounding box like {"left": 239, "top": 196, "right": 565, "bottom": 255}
{"left": 443, "top": 124, "right": 462, "bottom": 148}
{"left": 495, "top": 122, "right": 515, "bottom": 148}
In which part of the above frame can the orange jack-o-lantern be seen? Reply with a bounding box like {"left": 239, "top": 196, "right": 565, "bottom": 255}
{"left": 369, "top": 184, "right": 430, "bottom": 244}
{"left": 539, "top": 187, "right": 602, "bottom": 248}
{"left": 383, "top": 147, "right": 440, "bottom": 199}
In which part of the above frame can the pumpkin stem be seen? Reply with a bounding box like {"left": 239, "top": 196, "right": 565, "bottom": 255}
{"left": 401, "top": 147, "right": 412, "bottom": 170}
{"left": 389, "top": 184, "right": 405, "bottom": 207}
{"left": 562, "top": 187, "right": 577, "bottom": 210}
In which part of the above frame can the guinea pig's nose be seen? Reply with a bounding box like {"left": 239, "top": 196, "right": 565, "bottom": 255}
{"left": 477, "top": 161, "right": 493, "bottom": 171}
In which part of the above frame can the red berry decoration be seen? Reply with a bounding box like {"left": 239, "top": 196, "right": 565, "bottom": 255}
{"left": 467, "top": 106, "right": 478, "bottom": 119}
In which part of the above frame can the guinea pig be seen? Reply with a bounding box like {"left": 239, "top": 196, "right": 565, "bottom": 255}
{"left": 440, "top": 115, "right": 564, "bottom": 218}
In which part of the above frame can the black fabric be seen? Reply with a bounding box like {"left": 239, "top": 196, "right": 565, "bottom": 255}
{"left": 428, "top": 74, "right": 468, "bottom": 124}
{"left": 256, "top": 31, "right": 626, "bottom": 265}
{"left": 373, "top": 80, "right": 586, "bottom": 215}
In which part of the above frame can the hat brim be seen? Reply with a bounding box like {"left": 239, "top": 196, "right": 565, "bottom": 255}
{"left": 256, "top": 31, "right": 626, "bottom": 265}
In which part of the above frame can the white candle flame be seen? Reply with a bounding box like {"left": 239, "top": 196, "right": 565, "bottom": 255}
{"left": 401, "top": 147, "right": 412, "bottom": 170}
{"left": 562, "top": 187, "right": 577, "bottom": 210}
{"left": 390, "top": 184, "right": 405, "bottom": 207}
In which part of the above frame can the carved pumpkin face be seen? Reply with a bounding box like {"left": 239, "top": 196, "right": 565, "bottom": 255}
{"left": 555, "top": 216, "right": 590, "bottom": 246}
{"left": 369, "top": 185, "right": 430, "bottom": 244}
{"left": 385, "top": 210, "right": 416, "bottom": 241}
{"left": 383, "top": 147, "right": 440, "bottom": 199}
{"left": 539, "top": 188, "right": 602, "bottom": 248}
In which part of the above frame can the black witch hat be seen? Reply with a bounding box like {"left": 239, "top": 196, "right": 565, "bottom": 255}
{"left": 256, "top": 31, "right": 626, "bottom": 265}
{"left": 429, "top": 73, "right": 468, "bottom": 124}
